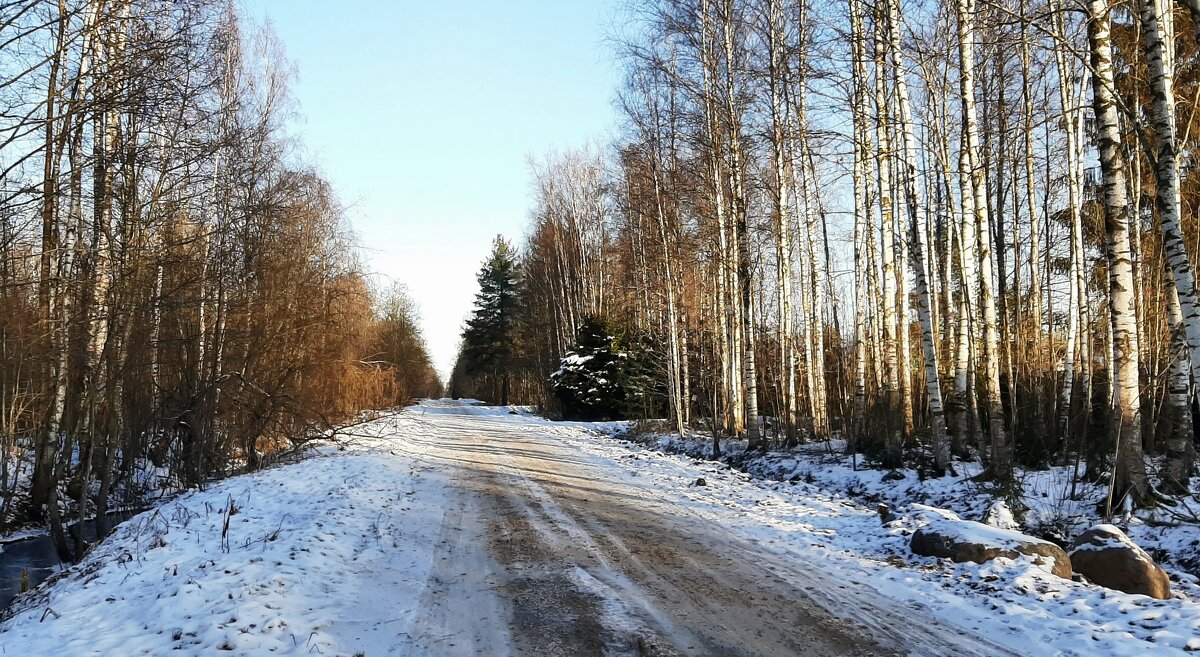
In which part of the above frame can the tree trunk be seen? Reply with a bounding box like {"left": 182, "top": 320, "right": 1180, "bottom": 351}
{"left": 887, "top": 0, "right": 951, "bottom": 472}
{"left": 849, "top": 0, "right": 870, "bottom": 453}
{"left": 766, "top": 0, "right": 797, "bottom": 443}
{"left": 874, "top": 4, "right": 902, "bottom": 467}
{"left": 956, "top": 0, "right": 1010, "bottom": 479}
{"left": 1140, "top": 0, "right": 1199, "bottom": 488}
{"left": 1088, "top": 0, "right": 1150, "bottom": 508}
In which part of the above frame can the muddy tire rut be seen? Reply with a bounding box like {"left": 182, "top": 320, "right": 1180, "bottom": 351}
{"left": 477, "top": 460, "right": 888, "bottom": 657}
{"left": 487, "top": 482, "right": 608, "bottom": 657}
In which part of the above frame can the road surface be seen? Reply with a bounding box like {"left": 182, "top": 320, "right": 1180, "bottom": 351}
{"left": 347, "top": 400, "right": 1013, "bottom": 657}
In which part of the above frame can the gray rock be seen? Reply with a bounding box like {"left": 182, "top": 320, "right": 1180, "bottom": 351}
{"left": 909, "top": 505, "right": 1072, "bottom": 578}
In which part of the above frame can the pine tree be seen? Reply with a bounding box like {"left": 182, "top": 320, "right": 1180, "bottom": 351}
{"left": 453, "top": 236, "right": 522, "bottom": 404}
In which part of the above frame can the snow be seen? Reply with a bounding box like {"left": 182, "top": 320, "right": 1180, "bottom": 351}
{"left": 3, "top": 402, "right": 1199, "bottom": 656}
{"left": 2, "top": 448, "right": 179, "bottom": 538}
{"left": 561, "top": 353, "right": 593, "bottom": 366}
{"left": 985, "top": 500, "right": 1021, "bottom": 531}
{"left": 0, "top": 411, "right": 504, "bottom": 656}
{"left": 1072, "top": 525, "right": 1158, "bottom": 566}
{"left": 638, "top": 428, "right": 1200, "bottom": 596}
{"left": 578, "top": 423, "right": 1200, "bottom": 656}
{"left": 910, "top": 503, "right": 1061, "bottom": 553}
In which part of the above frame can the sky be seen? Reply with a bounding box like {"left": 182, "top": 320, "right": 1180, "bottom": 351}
{"left": 241, "top": 0, "right": 622, "bottom": 382}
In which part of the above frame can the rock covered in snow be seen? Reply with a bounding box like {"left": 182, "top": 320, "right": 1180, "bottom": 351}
{"left": 1069, "top": 524, "right": 1171, "bottom": 599}
{"left": 909, "top": 505, "right": 1072, "bottom": 578}
{"left": 983, "top": 500, "right": 1021, "bottom": 532}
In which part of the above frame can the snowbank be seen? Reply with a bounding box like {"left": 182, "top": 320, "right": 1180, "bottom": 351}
{"left": 1, "top": 412, "right": 455, "bottom": 656}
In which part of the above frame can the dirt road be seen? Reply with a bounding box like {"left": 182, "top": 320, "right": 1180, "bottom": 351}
{"left": 390, "top": 401, "right": 1013, "bottom": 657}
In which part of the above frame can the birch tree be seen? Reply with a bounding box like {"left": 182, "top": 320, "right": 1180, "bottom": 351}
{"left": 885, "top": 0, "right": 950, "bottom": 472}
{"left": 955, "top": 0, "right": 1010, "bottom": 479}
{"left": 1138, "top": 0, "right": 1197, "bottom": 491}
{"left": 1087, "top": 0, "right": 1149, "bottom": 506}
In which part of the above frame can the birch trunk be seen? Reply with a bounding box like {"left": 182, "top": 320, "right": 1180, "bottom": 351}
{"left": 1052, "top": 6, "right": 1086, "bottom": 446}
{"left": 948, "top": 90, "right": 979, "bottom": 452}
{"left": 850, "top": 0, "right": 879, "bottom": 445}
{"left": 1164, "top": 283, "right": 1196, "bottom": 492}
{"left": 874, "top": 7, "right": 902, "bottom": 467}
{"left": 1020, "top": 1, "right": 1044, "bottom": 440}
{"left": 850, "top": 0, "right": 870, "bottom": 451}
{"left": 1139, "top": 0, "right": 1196, "bottom": 490}
{"left": 886, "top": 0, "right": 950, "bottom": 471}
{"left": 32, "top": 4, "right": 67, "bottom": 518}
{"left": 721, "top": 0, "right": 759, "bottom": 445}
{"left": 653, "top": 155, "right": 684, "bottom": 439}
{"left": 1088, "top": 0, "right": 1150, "bottom": 507}
{"left": 766, "top": 0, "right": 797, "bottom": 442}
{"left": 798, "top": 120, "right": 827, "bottom": 441}
{"left": 955, "top": 0, "right": 1010, "bottom": 479}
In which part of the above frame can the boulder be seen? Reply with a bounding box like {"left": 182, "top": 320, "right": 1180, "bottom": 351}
{"left": 909, "top": 505, "right": 1072, "bottom": 578}
{"left": 1068, "top": 524, "right": 1170, "bottom": 599}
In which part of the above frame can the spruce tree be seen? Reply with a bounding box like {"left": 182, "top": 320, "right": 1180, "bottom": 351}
{"left": 551, "top": 318, "right": 626, "bottom": 420}
{"left": 549, "top": 317, "right": 665, "bottom": 421}
{"left": 454, "top": 236, "right": 521, "bottom": 404}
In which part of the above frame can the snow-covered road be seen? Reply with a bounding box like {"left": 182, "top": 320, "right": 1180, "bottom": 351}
{"left": 403, "top": 401, "right": 1015, "bottom": 657}
{"left": 0, "top": 400, "right": 1036, "bottom": 656}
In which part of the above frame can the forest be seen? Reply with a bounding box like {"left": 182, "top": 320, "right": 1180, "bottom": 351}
{"left": 0, "top": 0, "right": 440, "bottom": 560}
{"left": 450, "top": 0, "right": 1200, "bottom": 517}
{"left": 1, "top": 0, "right": 1198, "bottom": 652}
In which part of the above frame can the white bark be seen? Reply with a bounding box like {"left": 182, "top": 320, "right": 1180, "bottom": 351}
{"left": 721, "top": 1, "right": 759, "bottom": 444}
{"left": 1139, "top": 0, "right": 1196, "bottom": 490}
{"left": 849, "top": 0, "right": 870, "bottom": 450}
{"left": 1052, "top": 6, "right": 1086, "bottom": 443}
{"left": 886, "top": 0, "right": 950, "bottom": 471}
{"left": 874, "top": 7, "right": 903, "bottom": 466}
{"left": 766, "top": 0, "right": 797, "bottom": 441}
{"left": 955, "top": 0, "right": 1010, "bottom": 478}
{"left": 1164, "top": 283, "right": 1196, "bottom": 491}
{"left": 1088, "top": 0, "right": 1149, "bottom": 506}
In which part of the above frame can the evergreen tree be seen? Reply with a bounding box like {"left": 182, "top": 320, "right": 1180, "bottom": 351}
{"left": 451, "top": 236, "right": 522, "bottom": 404}
{"left": 550, "top": 317, "right": 665, "bottom": 421}
{"left": 551, "top": 318, "right": 627, "bottom": 420}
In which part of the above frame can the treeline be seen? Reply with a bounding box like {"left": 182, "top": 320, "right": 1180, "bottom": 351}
{"left": 454, "top": 0, "right": 1200, "bottom": 511}
{"left": 0, "top": 0, "right": 438, "bottom": 557}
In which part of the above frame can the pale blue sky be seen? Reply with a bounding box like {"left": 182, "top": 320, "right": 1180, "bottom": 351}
{"left": 242, "top": 0, "right": 621, "bottom": 380}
